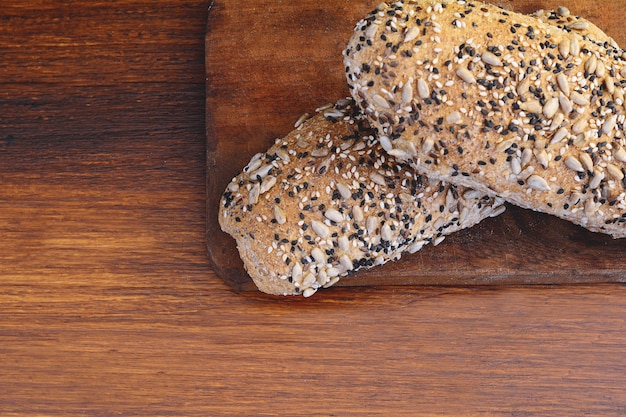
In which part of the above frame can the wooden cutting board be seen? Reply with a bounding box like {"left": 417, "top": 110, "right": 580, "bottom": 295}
{"left": 206, "top": 0, "right": 626, "bottom": 292}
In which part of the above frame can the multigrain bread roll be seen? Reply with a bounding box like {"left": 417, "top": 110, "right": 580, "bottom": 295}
{"left": 344, "top": 0, "right": 626, "bottom": 237}
{"left": 219, "top": 99, "right": 504, "bottom": 296}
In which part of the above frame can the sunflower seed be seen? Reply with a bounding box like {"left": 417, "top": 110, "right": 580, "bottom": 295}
{"left": 417, "top": 79, "right": 430, "bottom": 99}
{"left": 336, "top": 183, "right": 351, "bottom": 200}
{"left": 520, "top": 100, "right": 542, "bottom": 113}
{"left": 602, "top": 115, "right": 618, "bottom": 135}
{"left": 519, "top": 165, "right": 535, "bottom": 180}
{"left": 614, "top": 147, "right": 626, "bottom": 163}
{"left": 260, "top": 176, "right": 277, "bottom": 194}
{"left": 456, "top": 66, "right": 476, "bottom": 84}
{"left": 516, "top": 77, "right": 531, "bottom": 96}
{"left": 580, "top": 152, "right": 594, "bottom": 172}
{"left": 366, "top": 216, "right": 378, "bottom": 235}
{"left": 422, "top": 137, "right": 434, "bottom": 153}
{"left": 317, "top": 157, "right": 331, "bottom": 175}
{"left": 338, "top": 235, "right": 350, "bottom": 252}
{"left": 339, "top": 140, "right": 354, "bottom": 151}
{"left": 446, "top": 111, "right": 462, "bottom": 124}
{"left": 311, "top": 220, "right": 330, "bottom": 238}
{"left": 607, "top": 164, "right": 624, "bottom": 181}
{"left": 302, "top": 287, "right": 317, "bottom": 298}
{"left": 369, "top": 171, "right": 387, "bottom": 186}
{"left": 569, "top": 20, "right": 590, "bottom": 30}
{"left": 550, "top": 112, "right": 565, "bottom": 131}
{"left": 227, "top": 181, "right": 239, "bottom": 193}
{"left": 274, "top": 205, "right": 286, "bottom": 225}
{"left": 543, "top": 97, "right": 560, "bottom": 119}
{"left": 481, "top": 51, "right": 503, "bottom": 66}
{"left": 589, "top": 170, "right": 604, "bottom": 189}
{"left": 521, "top": 148, "right": 533, "bottom": 167}
{"left": 372, "top": 94, "right": 391, "bottom": 109}
{"left": 250, "top": 163, "right": 273, "bottom": 180}
{"left": 352, "top": 205, "right": 364, "bottom": 222}
{"left": 490, "top": 204, "right": 507, "bottom": 218}
{"left": 534, "top": 150, "right": 550, "bottom": 169}
{"left": 510, "top": 156, "right": 522, "bottom": 175}
{"left": 564, "top": 40, "right": 578, "bottom": 60}
{"left": 402, "top": 81, "right": 414, "bottom": 105}
{"left": 325, "top": 208, "right": 344, "bottom": 223}
{"left": 596, "top": 61, "right": 606, "bottom": 78}
{"left": 311, "top": 148, "right": 329, "bottom": 157}
{"left": 584, "top": 199, "right": 598, "bottom": 215}
{"left": 497, "top": 138, "right": 516, "bottom": 153}
{"left": 569, "top": 191, "right": 583, "bottom": 206}
{"left": 381, "top": 224, "right": 393, "bottom": 241}
{"left": 245, "top": 155, "right": 263, "bottom": 174}
{"left": 527, "top": 175, "right": 551, "bottom": 191}
{"left": 559, "top": 39, "right": 570, "bottom": 58}
{"left": 291, "top": 263, "right": 303, "bottom": 283}
{"left": 249, "top": 183, "right": 260, "bottom": 205}
{"left": 605, "top": 77, "right": 615, "bottom": 95}
{"left": 551, "top": 127, "right": 569, "bottom": 144}
{"left": 557, "top": 6, "right": 570, "bottom": 17}
{"left": 323, "top": 108, "right": 345, "bottom": 119}
{"left": 557, "top": 74, "right": 570, "bottom": 97}
{"left": 366, "top": 22, "right": 380, "bottom": 39}
{"left": 585, "top": 55, "right": 598, "bottom": 74}
{"left": 388, "top": 148, "right": 412, "bottom": 160}
{"left": 276, "top": 148, "right": 290, "bottom": 163}
{"left": 565, "top": 155, "right": 584, "bottom": 172}
{"left": 311, "top": 248, "right": 325, "bottom": 264}
{"left": 404, "top": 25, "right": 420, "bottom": 43}
{"left": 572, "top": 118, "right": 588, "bottom": 134}
{"left": 407, "top": 240, "right": 426, "bottom": 254}
{"left": 559, "top": 93, "right": 573, "bottom": 114}
{"left": 571, "top": 91, "right": 589, "bottom": 106}
{"left": 339, "top": 254, "right": 354, "bottom": 271}
{"left": 379, "top": 135, "right": 393, "bottom": 152}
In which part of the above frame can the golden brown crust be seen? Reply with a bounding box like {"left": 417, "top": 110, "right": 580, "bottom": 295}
{"left": 344, "top": 0, "right": 626, "bottom": 237}
{"left": 219, "top": 99, "right": 504, "bottom": 296}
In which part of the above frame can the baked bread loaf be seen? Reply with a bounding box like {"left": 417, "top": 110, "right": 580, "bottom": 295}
{"left": 344, "top": 0, "right": 626, "bottom": 237}
{"left": 219, "top": 99, "right": 504, "bottom": 296}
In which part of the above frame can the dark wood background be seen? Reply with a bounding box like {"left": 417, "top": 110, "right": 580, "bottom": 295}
{"left": 1, "top": 0, "right": 626, "bottom": 415}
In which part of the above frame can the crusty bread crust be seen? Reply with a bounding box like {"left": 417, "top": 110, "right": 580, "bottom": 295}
{"left": 219, "top": 99, "right": 504, "bottom": 296}
{"left": 344, "top": 0, "right": 626, "bottom": 237}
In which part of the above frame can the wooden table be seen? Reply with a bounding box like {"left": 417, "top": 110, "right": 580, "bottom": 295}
{"left": 1, "top": 1, "right": 626, "bottom": 415}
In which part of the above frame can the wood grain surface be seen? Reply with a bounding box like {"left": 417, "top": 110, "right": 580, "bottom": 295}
{"left": 206, "top": 0, "right": 626, "bottom": 292}
{"left": 1, "top": 0, "right": 626, "bottom": 416}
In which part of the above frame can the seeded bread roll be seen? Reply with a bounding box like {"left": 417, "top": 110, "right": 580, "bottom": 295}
{"left": 219, "top": 99, "right": 504, "bottom": 296}
{"left": 344, "top": 0, "right": 626, "bottom": 237}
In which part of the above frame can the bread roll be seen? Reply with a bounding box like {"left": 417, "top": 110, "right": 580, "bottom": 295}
{"left": 219, "top": 99, "right": 504, "bottom": 296}
{"left": 344, "top": 0, "right": 626, "bottom": 237}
